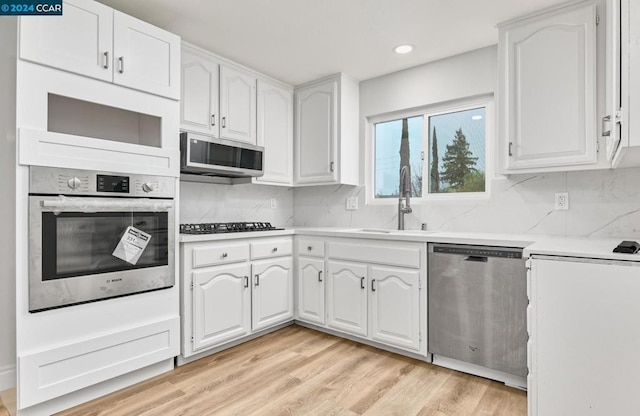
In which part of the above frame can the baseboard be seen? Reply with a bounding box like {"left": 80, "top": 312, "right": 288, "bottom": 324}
{"left": 0, "top": 364, "right": 16, "bottom": 392}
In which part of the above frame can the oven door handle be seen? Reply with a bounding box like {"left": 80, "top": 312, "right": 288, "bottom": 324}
{"left": 41, "top": 199, "right": 173, "bottom": 212}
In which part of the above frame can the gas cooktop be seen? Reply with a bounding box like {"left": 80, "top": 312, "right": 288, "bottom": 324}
{"left": 179, "top": 222, "right": 284, "bottom": 234}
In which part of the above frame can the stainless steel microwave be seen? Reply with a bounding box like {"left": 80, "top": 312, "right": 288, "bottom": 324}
{"left": 180, "top": 132, "right": 264, "bottom": 178}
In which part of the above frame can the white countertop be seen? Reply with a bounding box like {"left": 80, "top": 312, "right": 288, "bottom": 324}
{"left": 179, "top": 227, "right": 640, "bottom": 262}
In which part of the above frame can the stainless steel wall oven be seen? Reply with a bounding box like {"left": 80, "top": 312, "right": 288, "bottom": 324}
{"left": 28, "top": 166, "right": 176, "bottom": 312}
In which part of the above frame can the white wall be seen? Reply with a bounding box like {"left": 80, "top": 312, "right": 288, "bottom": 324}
{"left": 293, "top": 45, "right": 640, "bottom": 239}
{"left": 0, "top": 17, "right": 17, "bottom": 392}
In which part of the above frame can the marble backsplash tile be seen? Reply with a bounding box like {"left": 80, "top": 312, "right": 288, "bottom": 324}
{"left": 179, "top": 180, "right": 294, "bottom": 227}
{"left": 292, "top": 167, "right": 640, "bottom": 239}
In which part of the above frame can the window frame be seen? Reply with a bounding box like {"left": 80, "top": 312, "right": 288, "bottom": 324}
{"left": 365, "top": 94, "right": 494, "bottom": 206}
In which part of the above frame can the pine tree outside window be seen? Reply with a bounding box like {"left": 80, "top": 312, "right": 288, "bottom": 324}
{"left": 369, "top": 97, "right": 490, "bottom": 203}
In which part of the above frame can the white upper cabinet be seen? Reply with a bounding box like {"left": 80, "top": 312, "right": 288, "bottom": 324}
{"left": 180, "top": 44, "right": 257, "bottom": 145}
{"left": 498, "top": 1, "right": 605, "bottom": 173}
{"left": 181, "top": 48, "right": 220, "bottom": 137}
{"left": 220, "top": 65, "right": 257, "bottom": 144}
{"left": 112, "top": 11, "right": 180, "bottom": 100}
{"left": 609, "top": 0, "right": 640, "bottom": 167}
{"left": 20, "top": 0, "right": 180, "bottom": 100}
{"left": 294, "top": 73, "right": 359, "bottom": 186}
{"left": 20, "top": 0, "right": 113, "bottom": 82}
{"left": 253, "top": 79, "right": 294, "bottom": 186}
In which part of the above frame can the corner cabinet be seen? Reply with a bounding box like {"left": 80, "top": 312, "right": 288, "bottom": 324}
{"left": 180, "top": 44, "right": 257, "bottom": 145}
{"left": 527, "top": 255, "right": 640, "bottom": 415}
{"left": 20, "top": 0, "right": 180, "bottom": 99}
{"left": 497, "top": 0, "right": 610, "bottom": 173}
{"left": 253, "top": 79, "right": 294, "bottom": 186}
{"left": 296, "top": 238, "right": 326, "bottom": 325}
{"left": 294, "top": 73, "right": 359, "bottom": 186}
{"left": 180, "top": 236, "right": 293, "bottom": 359}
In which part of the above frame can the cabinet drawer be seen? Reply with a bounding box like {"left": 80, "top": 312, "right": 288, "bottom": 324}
{"left": 297, "top": 238, "right": 325, "bottom": 257}
{"left": 192, "top": 242, "right": 250, "bottom": 268}
{"left": 328, "top": 240, "right": 421, "bottom": 268}
{"left": 251, "top": 239, "right": 292, "bottom": 260}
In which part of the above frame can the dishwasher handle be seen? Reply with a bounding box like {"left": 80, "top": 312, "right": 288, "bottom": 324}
{"left": 463, "top": 255, "right": 488, "bottom": 262}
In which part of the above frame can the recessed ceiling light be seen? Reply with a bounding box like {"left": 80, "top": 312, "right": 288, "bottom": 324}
{"left": 394, "top": 45, "right": 413, "bottom": 54}
{"left": 472, "top": 115, "right": 483, "bottom": 121}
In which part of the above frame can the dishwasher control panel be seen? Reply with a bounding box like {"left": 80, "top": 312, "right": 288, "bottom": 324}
{"left": 431, "top": 244, "right": 522, "bottom": 259}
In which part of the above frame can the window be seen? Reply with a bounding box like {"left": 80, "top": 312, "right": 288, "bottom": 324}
{"left": 370, "top": 98, "right": 490, "bottom": 202}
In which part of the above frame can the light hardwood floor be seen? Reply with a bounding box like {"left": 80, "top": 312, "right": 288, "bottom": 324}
{"left": 5, "top": 325, "right": 527, "bottom": 415}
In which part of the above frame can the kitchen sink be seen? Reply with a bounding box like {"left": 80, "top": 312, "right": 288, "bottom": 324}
{"left": 347, "top": 228, "right": 436, "bottom": 235}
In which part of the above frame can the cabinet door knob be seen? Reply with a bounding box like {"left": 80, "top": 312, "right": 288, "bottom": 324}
{"left": 307, "top": 246, "right": 312, "bottom": 251}
{"left": 118, "top": 56, "right": 124, "bottom": 74}
{"left": 330, "top": 161, "right": 335, "bottom": 172}
{"left": 244, "top": 276, "right": 249, "bottom": 288}
{"left": 222, "top": 117, "right": 226, "bottom": 128}
{"left": 255, "top": 274, "right": 260, "bottom": 286}
{"left": 318, "top": 270, "right": 323, "bottom": 282}
{"left": 222, "top": 252, "right": 228, "bottom": 258}
{"left": 360, "top": 276, "right": 365, "bottom": 289}
{"left": 103, "top": 51, "right": 109, "bottom": 69}
{"left": 211, "top": 114, "right": 216, "bottom": 126}
{"left": 508, "top": 142, "right": 513, "bottom": 157}
{"left": 371, "top": 279, "right": 376, "bottom": 292}
{"left": 272, "top": 247, "right": 278, "bottom": 252}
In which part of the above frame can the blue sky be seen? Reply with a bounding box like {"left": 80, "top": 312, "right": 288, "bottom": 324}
{"left": 374, "top": 107, "right": 486, "bottom": 196}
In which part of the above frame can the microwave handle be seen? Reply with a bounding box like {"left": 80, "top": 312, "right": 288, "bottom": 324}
{"left": 41, "top": 199, "right": 173, "bottom": 212}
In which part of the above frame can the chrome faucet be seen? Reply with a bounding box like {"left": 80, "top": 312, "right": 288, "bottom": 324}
{"left": 398, "top": 165, "right": 412, "bottom": 230}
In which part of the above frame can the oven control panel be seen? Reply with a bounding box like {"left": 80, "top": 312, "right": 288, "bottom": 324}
{"left": 29, "top": 166, "right": 175, "bottom": 198}
{"left": 97, "top": 175, "right": 130, "bottom": 193}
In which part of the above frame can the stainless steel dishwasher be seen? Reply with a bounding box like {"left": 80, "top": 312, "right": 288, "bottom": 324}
{"left": 428, "top": 243, "right": 527, "bottom": 378}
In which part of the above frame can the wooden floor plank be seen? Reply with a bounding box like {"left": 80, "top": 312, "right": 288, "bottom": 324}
{"left": 51, "top": 325, "right": 527, "bottom": 416}
{"left": 416, "top": 372, "right": 491, "bottom": 416}
{"left": 361, "top": 361, "right": 455, "bottom": 416}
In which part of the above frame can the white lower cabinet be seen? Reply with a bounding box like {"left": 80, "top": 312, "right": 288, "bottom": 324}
{"left": 297, "top": 257, "right": 325, "bottom": 325}
{"left": 297, "top": 237, "right": 426, "bottom": 355}
{"left": 252, "top": 257, "right": 294, "bottom": 331}
{"left": 370, "top": 266, "right": 421, "bottom": 351}
{"left": 192, "top": 263, "right": 251, "bottom": 351}
{"left": 181, "top": 237, "right": 294, "bottom": 358}
{"left": 326, "top": 260, "right": 368, "bottom": 337}
{"left": 528, "top": 256, "right": 640, "bottom": 415}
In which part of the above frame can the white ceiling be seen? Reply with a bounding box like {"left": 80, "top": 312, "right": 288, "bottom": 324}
{"left": 98, "top": 0, "right": 567, "bottom": 86}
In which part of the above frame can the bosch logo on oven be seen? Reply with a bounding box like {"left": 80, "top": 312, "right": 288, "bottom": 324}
{"left": 106, "top": 278, "right": 123, "bottom": 284}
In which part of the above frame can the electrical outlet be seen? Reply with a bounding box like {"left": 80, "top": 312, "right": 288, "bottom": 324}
{"left": 270, "top": 198, "right": 277, "bottom": 209}
{"left": 554, "top": 192, "right": 569, "bottom": 210}
{"left": 346, "top": 196, "right": 358, "bottom": 210}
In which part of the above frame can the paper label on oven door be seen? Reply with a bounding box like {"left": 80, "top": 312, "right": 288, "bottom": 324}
{"left": 112, "top": 226, "right": 152, "bottom": 265}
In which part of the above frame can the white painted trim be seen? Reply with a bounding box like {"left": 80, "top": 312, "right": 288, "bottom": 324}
{"left": 365, "top": 94, "right": 494, "bottom": 206}
{"left": 18, "top": 128, "right": 180, "bottom": 177}
{"left": 17, "top": 358, "right": 173, "bottom": 416}
{"left": 18, "top": 317, "right": 179, "bottom": 409}
{"left": 0, "top": 364, "right": 16, "bottom": 392}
